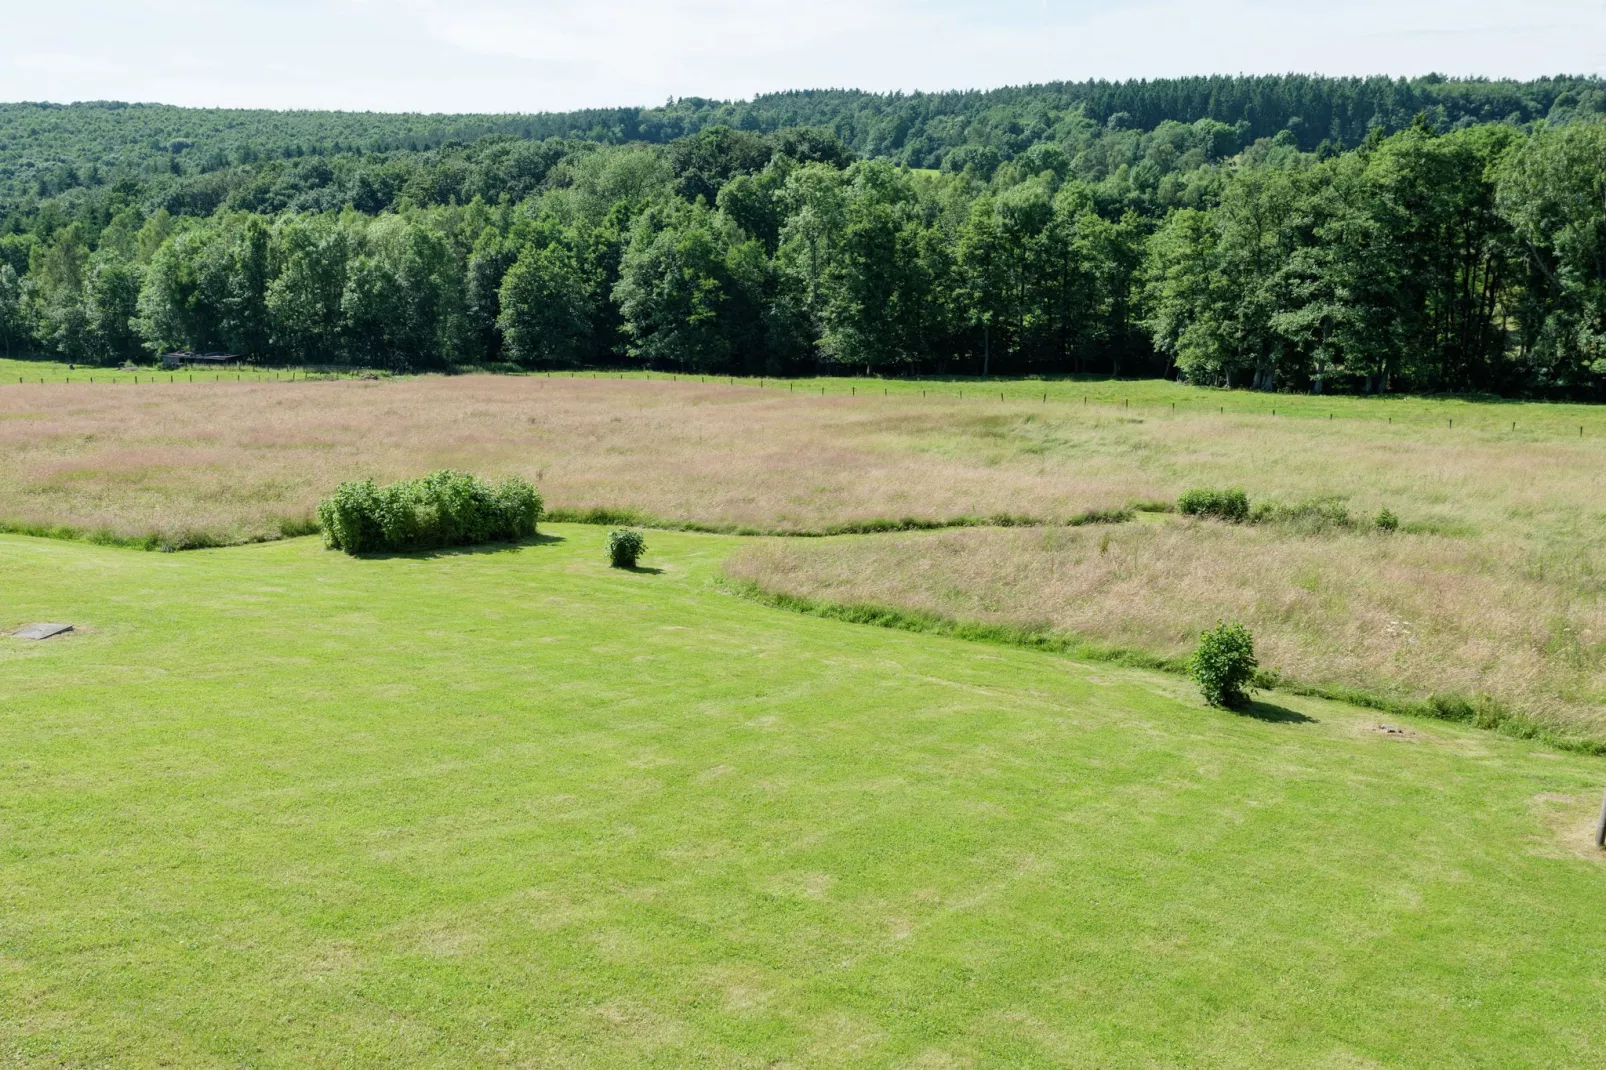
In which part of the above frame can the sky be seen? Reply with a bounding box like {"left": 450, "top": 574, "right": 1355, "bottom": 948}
{"left": 3, "top": 0, "right": 1604, "bottom": 114}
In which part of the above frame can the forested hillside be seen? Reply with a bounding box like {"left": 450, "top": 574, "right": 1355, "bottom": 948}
{"left": 6, "top": 74, "right": 1602, "bottom": 197}
{"left": 2, "top": 75, "right": 1604, "bottom": 394}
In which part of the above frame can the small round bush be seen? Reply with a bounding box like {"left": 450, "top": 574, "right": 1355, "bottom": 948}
{"left": 1191, "top": 620, "right": 1258, "bottom": 708}
{"left": 1177, "top": 487, "right": 1250, "bottom": 523}
{"left": 607, "top": 529, "right": 647, "bottom": 569}
{"left": 1375, "top": 508, "right": 1399, "bottom": 532}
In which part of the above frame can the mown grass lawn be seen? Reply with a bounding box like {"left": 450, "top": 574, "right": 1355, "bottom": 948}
{"left": 2, "top": 525, "right": 1605, "bottom": 1066}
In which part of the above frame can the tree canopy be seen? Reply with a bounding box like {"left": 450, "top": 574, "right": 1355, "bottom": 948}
{"left": 3, "top": 75, "right": 1606, "bottom": 395}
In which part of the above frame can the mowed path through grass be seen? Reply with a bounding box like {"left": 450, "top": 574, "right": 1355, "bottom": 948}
{"left": 3, "top": 526, "right": 1606, "bottom": 1066}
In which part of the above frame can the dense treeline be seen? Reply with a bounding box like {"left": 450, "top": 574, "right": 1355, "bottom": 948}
{"left": 2, "top": 78, "right": 1604, "bottom": 394}
{"left": 1147, "top": 118, "right": 1606, "bottom": 393}
{"left": 0, "top": 124, "right": 1163, "bottom": 378}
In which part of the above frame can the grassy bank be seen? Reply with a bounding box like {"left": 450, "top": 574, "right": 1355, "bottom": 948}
{"left": 723, "top": 518, "right": 1606, "bottom": 745}
{"left": 721, "top": 574, "right": 1601, "bottom": 755}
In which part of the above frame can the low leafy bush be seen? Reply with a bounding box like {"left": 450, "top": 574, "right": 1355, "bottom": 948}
{"left": 986, "top": 513, "right": 1044, "bottom": 528}
{"left": 1375, "top": 508, "right": 1399, "bottom": 532}
{"left": 1249, "top": 496, "right": 1353, "bottom": 533}
{"left": 1191, "top": 621, "right": 1258, "bottom": 708}
{"left": 607, "top": 528, "right": 647, "bottom": 568}
{"left": 1178, "top": 487, "right": 1250, "bottom": 522}
{"left": 1419, "top": 691, "right": 1555, "bottom": 739}
{"left": 318, "top": 470, "right": 541, "bottom": 554}
{"left": 278, "top": 515, "right": 321, "bottom": 539}
{"left": 546, "top": 506, "right": 653, "bottom": 526}
{"left": 1067, "top": 507, "right": 1135, "bottom": 526}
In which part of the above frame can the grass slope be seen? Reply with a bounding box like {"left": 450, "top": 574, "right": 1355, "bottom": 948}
{"left": 3, "top": 526, "right": 1606, "bottom": 1065}
{"left": 722, "top": 519, "right": 1606, "bottom": 746}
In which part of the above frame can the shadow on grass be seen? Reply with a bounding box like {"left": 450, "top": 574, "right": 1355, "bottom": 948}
{"left": 1236, "top": 699, "right": 1317, "bottom": 724}
{"left": 357, "top": 533, "right": 565, "bottom": 560}
{"left": 613, "top": 564, "right": 665, "bottom": 574}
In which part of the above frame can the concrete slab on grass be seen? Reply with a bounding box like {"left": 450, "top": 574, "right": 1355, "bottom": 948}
{"left": 12, "top": 623, "right": 72, "bottom": 640}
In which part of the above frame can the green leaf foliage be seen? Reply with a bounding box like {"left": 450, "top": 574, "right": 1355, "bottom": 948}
{"left": 1177, "top": 487, "right": 1250, "bottom": 522}
{"left": 1191, "top": 620, "right": 1259, "bottom": 708}
{"left": 317, "top": 470, "right": 541, "bottom": 554}
{"left": 1248, "top": 496, "right": 1354, "bottom": 533}
{"left": 606, "top": 528, "right": 646, "bottom": 568}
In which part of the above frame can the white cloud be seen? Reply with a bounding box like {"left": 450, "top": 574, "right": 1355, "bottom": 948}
{"left": 0, "top": 0, "right": 1601, "bottom": 111}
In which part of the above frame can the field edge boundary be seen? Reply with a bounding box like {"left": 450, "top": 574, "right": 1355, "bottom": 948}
{"left": 718, "top": 575, "right": 1606, "bottom": 758}
{"left": 0, "top": 506, "right": 1136, "bottom": 553}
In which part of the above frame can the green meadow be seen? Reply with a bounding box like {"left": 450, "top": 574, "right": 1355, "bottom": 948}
{"left": 7, "top": 354, "right": 1606, "bottom": 436}
{"left": 4, "top": 524, "right": 1606, "bottom": 1066}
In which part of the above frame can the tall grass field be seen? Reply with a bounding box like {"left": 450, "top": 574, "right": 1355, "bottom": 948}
{"left": 4, "top": 364, "right": 1606, "bottom": 739}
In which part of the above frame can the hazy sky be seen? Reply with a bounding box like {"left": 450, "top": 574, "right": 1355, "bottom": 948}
{"left": 5, "top": 0, "right": 1604, "bottom": 113}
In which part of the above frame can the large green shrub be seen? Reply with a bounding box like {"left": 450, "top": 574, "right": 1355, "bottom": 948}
{"left": 606, "top": 528, "right": 647, "bottom": 569}
{"left": 318, "top": 470, "right": 542, "bottom": 554}
{"left": 1177, "top": 487, "right": 1250, "bottom": 522}
{"left": 1191, "top": 621, "right": 1258, "bottom": 708}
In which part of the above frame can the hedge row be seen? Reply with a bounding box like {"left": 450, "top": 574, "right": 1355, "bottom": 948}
{"left": 318, "top": 470, "right": 542, "bottom": 554}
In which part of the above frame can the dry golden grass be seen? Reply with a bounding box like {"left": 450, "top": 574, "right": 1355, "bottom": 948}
{"left": 4, "top": 371, "right": 1606, "bottom": 735}
{"left": 0, "top": 377, "right": 1154, "bottom": 541}
{"left": 723, "top": 520, "right": 1606, "bottom": 739}
{"left": 3, "top": 373, "right": 1603, "bottom": 545}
